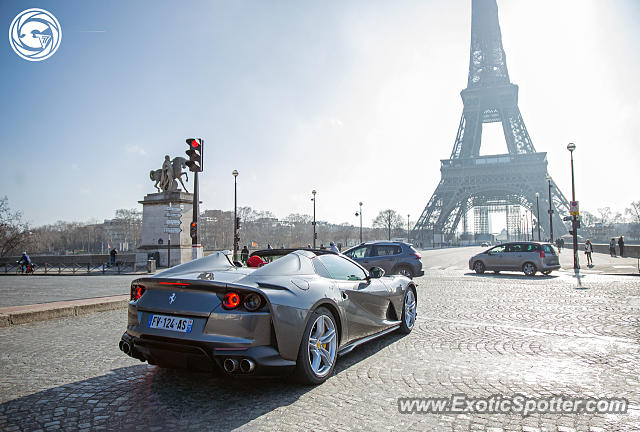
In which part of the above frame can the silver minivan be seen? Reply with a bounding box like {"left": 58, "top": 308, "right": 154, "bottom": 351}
{"left": 469, "top": 242, "right": 561, "bottom": 276}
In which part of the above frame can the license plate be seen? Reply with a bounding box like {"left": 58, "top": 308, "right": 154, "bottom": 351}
{"left": 148, "top": 314, "right": 193, "bottom": 333}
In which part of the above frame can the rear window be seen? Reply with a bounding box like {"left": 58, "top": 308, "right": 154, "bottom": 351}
{"left": 542, "top": 244, "right": 557, "bottom": 255}
{"left": 312, "top": 258, "right": 332, "bottom": 278}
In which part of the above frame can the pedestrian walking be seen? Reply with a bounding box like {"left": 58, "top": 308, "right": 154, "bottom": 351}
{"left": 618, "top": 236, "right": 625, "bottom": 257}
{"left": 240, "top": 246, "right": 249, "bottom": 264}
{"left": 329, "top": 242, "right": 339, "bottom": 253}
{"left": 609, "top": 238, "right": 616, "bottom": 257}
{"left": 110, "top": 248, "right": 118, "bottom": 267}
{"left": 584, "top": 239, "right": 593, "bottom": 267}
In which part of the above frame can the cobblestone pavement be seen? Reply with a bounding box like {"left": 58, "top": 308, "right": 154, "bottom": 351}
{"left": 1, "top": 269, "right": 639, "bottom": 431}
{"left": 0, "top": 276, "right": 134, "bottom": 307}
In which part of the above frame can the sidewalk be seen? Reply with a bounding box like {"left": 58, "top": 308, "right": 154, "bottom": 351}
{"left": 0, "top": 295, "right": 128, "bottom": 327}
{"left": 556, "top": 249, "right": 639, "bottom": 275}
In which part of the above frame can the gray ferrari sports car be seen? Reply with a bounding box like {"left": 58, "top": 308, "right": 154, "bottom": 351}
{"left": 119, "top": 249, "right": 417, "bottom": 384}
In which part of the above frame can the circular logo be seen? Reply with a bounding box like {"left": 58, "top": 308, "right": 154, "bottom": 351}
{"left": 9, "top": 8, "right": 62, "bottom": 61}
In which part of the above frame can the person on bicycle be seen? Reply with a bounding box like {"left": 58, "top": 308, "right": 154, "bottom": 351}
{"left": 18, "top": 251, "right": 31, "bottom": 273}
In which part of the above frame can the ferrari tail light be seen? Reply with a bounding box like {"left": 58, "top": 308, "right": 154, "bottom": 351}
{"left": 222, "top": 292, "right": 241, "bottom": 309}
{"left": 243, "top": 293, "right": 263, "bottom": 311}
{"left": 539, "top": 251, "right": 546, "bottom": 258}
{"left": 130, "top": 283, "right": 145, "bottom": 301}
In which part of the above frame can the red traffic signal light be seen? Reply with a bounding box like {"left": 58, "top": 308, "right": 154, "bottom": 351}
{"left": 185, "top": 138, "right": 203, "bottom": 172}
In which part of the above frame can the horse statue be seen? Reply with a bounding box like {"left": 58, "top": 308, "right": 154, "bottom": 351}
{"left": 149, "top": 156, "right": 190, "bottom": 193}
{"left": 150, "top": 169, "right": 163, "bottom": 192}
{"left": 170, "top": 157, "right": 189, "bottom": 193}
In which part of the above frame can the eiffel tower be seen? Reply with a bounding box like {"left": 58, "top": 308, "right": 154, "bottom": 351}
{"left": 413, "top": 0, "right": 570, "bottom": 246}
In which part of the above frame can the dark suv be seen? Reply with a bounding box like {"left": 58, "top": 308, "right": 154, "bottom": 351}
{"left": 342, "top": 241, "right": 424, "bottom": 278}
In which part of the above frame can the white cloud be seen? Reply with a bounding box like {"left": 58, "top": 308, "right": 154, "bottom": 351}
{"left": 126, "top": 145, "right": 147, "bottom": 156}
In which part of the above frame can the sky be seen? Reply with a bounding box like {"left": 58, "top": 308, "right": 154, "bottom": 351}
{"left": 1, "top": 0, "right": 639, "bottom": 231}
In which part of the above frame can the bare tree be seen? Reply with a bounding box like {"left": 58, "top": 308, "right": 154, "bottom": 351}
{"left": 626, "top": 201, "right": 640, "bottom": 240}
{"left": 372, "top": 209, "right": 404, "bottom": 241}
{"left": 113, "top": 208, "right": 142, "bottom": 250}
{"left": 597, "top": 207, "right": 612, "bottom": 225}
{"left": 626, "top": 201, "right": 640, "bottom": 224}
{"left": 580, "top": 211, "right": 596, "bottom": 227}
{"left": 0, "top": 197, "right": 30, "bottom": 257}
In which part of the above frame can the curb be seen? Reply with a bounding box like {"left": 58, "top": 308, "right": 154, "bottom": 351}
{"left": 0, "top": 295, "right": 129, "bottom": 327}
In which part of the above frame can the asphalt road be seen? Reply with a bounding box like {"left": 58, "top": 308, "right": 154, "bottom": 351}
{"left": 0, "top": 275, "right": 134, "bottom": 307}
{"left": 1, "top": 268, "right": 638, "bottom": 431}
{"left": 1, "top": 247, "right": 636, "bottom": 309}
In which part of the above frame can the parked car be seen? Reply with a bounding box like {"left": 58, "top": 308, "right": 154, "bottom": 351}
{"left": 468, "top": 241, "right": 560, "bottom": 276}
{"left": 480, "top": 242, "right": 491, "bottom": 247}
{"left": 119, "top": 249, "right": 417, "bottom": 385}
{"left": 342, "top": 241, "right": 424, "bottom": 278}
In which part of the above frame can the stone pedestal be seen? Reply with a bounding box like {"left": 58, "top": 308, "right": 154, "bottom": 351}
{"left": 136, "top": 191, "right": 199, "bottom": 267}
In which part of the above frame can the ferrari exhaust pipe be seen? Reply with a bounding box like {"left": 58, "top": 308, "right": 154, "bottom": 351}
{"left": 121, "top": 341, "right": 131, "bottom": 355}
{"left": 223, "top": 358, "right": 239, "bottom": 373}
{"left": 240, "top": 359, "right": 255, "bottom": 373}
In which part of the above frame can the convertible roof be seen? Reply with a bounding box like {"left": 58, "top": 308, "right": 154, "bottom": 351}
{"left": 249, "top": 248, "right": 338, "bottom": 258}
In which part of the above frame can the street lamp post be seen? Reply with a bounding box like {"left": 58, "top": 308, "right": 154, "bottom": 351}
{"left": 407, "top": 214, "right": 410, "bottom": 243}
{"left": 567, "top": 142, "right": 579, "bottom": 275}
{"left": 530, "top": 208, "right": 534, "bottom": 241}
{"left": 232, "top": 170, "right": 239, "bottom": 261}
{"left": 355, "top": 202, "right": 363, "bottom": 244}
{"left": 311, "top": 190, "right": 317, "bottom": 248}
{"left": 535, "top": 192, "right": 541, "bottom": 241}
{"left": 546, "top": 175, "right": 554, "bottom": 243}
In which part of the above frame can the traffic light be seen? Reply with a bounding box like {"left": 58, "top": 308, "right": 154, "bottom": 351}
{"left": 235, "top": 217, "right": 241, "bottom": 230}
{"left": 190, "top": 221, "right": 197, "bottom": 239}
{"left": 185, "top": 138, "right": 203, "bottom": 172}
{"left": 234, "top": 233, "right": 240, "bottom": 243}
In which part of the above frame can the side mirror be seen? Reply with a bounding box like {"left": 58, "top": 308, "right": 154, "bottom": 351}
{"left": 369, "top": 266, "right": 385, "bottom": 279}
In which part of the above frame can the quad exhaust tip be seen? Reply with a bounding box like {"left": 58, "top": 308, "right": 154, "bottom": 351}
{"left": 240, "top": 359, "right": 255, "bottom": 373}
{"left": 223, "top": 358, "right": 255, "bottom": 373}
{"left": 120, "top": 341, "right": 131, "bottom": 355}
{"left": 223, "top": 358, "right": 239, "bottom": 373}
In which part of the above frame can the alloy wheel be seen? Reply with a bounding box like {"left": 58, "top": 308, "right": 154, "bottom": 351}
{"left": 404, "top": 289, "right": 417, "bottom": 330}
{"left": 307, "top": 315, "right": 337, "bottom": 377}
